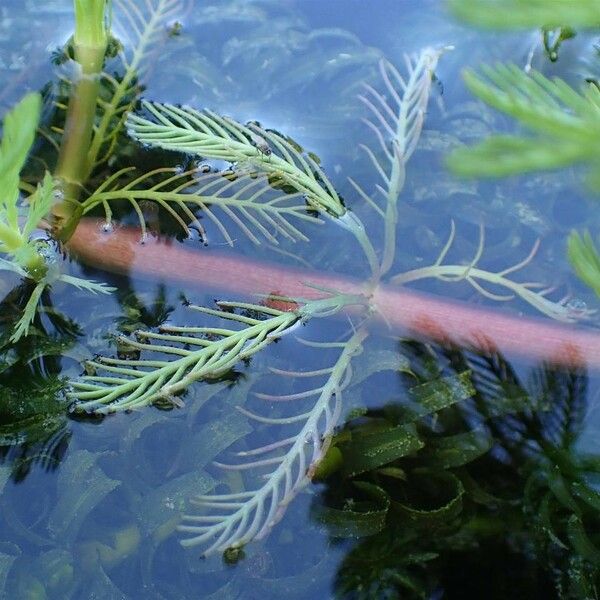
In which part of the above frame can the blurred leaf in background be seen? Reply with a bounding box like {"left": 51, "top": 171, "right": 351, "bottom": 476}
{"left": 447, "top": 0, "right": 600, "bottom": 300}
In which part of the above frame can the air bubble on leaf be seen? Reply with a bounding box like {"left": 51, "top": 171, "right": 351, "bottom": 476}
{"left": 194, "top": 161, "right": 212, "bottom": 174}
{"left": 566, "top": 298, "right": 588, "bottom": 317}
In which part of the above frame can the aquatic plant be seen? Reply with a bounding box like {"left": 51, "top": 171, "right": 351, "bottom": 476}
{"left": 447, "top": 0, "right": 600, "bottom": 298}
{"left": 0, "top": 94, "right": 111, "bottom": 342}
{"left": 0, "top": 0, "right": 593, "bottom": 561}
{"left": 69, "top": 43, "right": 589, "bottom": 557}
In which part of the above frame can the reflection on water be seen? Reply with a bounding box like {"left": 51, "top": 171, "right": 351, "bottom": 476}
{"left": 1, "top": 0, "right": 600, "bottom": 597}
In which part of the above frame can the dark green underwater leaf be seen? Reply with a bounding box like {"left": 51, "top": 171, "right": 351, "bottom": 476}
{"left": 313, "top": 482, "right": 390, "bottom": 538}
{"left": 406, "top": 371, "right": 475, "bottom": 421}
{"left": 339, "top": 424, "right": 424, "bottom": 477}
{"left": 420, "top": 429, "right": 492, "bottom": 468}
{"left": 392, "top": 472, "right": 465, "bottom": 526}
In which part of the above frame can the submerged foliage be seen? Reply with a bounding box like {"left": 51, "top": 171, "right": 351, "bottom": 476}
{"left": 0, "top": 0, "right": 599, "bottom": 589}
{"left": 317, "top": 340, "right": 600, "bottom": 599}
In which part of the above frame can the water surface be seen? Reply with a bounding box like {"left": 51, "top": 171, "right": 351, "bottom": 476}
{"left": 1, "top": 1, "right": 600, "bottom": 598}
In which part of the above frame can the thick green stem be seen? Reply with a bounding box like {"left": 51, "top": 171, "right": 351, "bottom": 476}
{"left": 53, "top": 0, "right": 109, "bottom": 233}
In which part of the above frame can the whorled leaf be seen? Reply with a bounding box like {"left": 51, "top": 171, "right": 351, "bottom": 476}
{"left": 126, "top": 102, "right": 346, "bottom": 217}
{"left": 81, "top": 166, "right": 321, "bottom": 245}
{"left": 69, "top": 293, "right": 363, "bottom": 414}
{"left": 178, "top": 326, "right": 368, "bottom": 556}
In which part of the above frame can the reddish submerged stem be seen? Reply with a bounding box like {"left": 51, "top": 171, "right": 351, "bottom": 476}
{"left": 68, "top": 218, "right": 600, "bottom": 370}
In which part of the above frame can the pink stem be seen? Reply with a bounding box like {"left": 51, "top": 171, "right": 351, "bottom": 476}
{"left": 68, "top": 218, "right": 600, "bottom": 369}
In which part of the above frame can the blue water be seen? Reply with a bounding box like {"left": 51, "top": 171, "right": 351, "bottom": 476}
{"left": 1, "top": 1, "right": 600, "bottom": 598}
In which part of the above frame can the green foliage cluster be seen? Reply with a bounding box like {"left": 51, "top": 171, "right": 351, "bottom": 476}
{"left": 317, "top": 341, "right": 600, "bottom": 598}
{"left": 446, "top": 65, "right": 600, "bottom": 182}
{"left": 0, "top": 94, "right": 111, "bottom": 342}
{"left": 448, "top": 0, "right": 600, "bottom": 298}
{"left": 0, "top": 94, "right": 52, "bottom": 276}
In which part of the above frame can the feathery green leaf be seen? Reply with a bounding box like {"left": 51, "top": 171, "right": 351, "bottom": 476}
{"left": 81, "top": 167, "right": 320, "bottom": 246}
{"left": 567, "top": 230, "right": 600, "bottom": 298}
{"left": 10, "top": 282, "right": 46, "bottom": 343}
{"left": 23, "top": 173, "right": 55, "bottom": 238}
{"left": 0, "top": 92, "right": 41, "bottom": 244}
{"left": 127, "top": 102, "right": 346, "bottom": 217}
{"left": 0, "top": 92, "right": 40, "bottom": 210}
{"left": 69, "top": 294, "right": 364, "bottom": 414}
{"left": 448, "top": 0, "right": 600, "bottom": 29}
{"left": 447, "top": 64, "right": 600, "bottom": 183}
